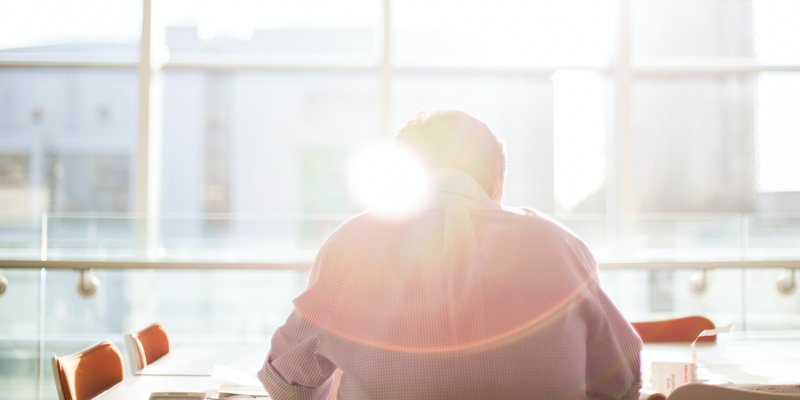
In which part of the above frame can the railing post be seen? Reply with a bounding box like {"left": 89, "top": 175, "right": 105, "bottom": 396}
{"left": 777, "top": 268, "right": 796, "bottom": 295}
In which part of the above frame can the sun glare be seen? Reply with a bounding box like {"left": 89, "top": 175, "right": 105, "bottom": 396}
{"left": 346, "top": 143, "right": 430, "bottom": 218}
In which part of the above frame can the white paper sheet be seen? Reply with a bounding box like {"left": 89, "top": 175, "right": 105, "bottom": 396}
{"left": 211, "top": 365, "right": 268, "bottom": 397}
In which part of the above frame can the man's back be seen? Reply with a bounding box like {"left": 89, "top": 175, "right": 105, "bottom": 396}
{"left": 262, "top": 171, "right": 642, "bottom": 399}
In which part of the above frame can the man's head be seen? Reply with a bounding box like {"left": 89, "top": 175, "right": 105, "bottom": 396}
{"left": 395, "top": 110, "right": 506, "bottom": 200}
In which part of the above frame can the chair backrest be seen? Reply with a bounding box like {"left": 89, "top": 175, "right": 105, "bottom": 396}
{"left": 668, "top": 383, "right": 800, "bottom": 399}
{"left": 631, "top": 315, "right": 716, "bottom": 343}
{"left": 51, "top": 341, "right": 125, "bottom": 400}
{"left": 125, "top": 322, "right": 171, "bottom": 373}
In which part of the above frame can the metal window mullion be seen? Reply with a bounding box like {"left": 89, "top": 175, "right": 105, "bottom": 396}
{"left": 381, "top": 0, "right": 393, "bottom": 137}
{"left": 608, "top": 0, "right": 634, "bottom": 256}
{"left": 135, "top": 0, "right": 164, "bottom": 258}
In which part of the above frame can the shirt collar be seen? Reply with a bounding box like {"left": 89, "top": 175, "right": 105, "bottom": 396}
{"left": 429, "top": 169, "right": 499, "bottom": 210}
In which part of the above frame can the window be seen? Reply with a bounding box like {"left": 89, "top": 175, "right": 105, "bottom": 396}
{"left": 2, "top": 7, "right": 800, "bottom": 397}
{"left": 3, "top": 2, "right": 800, "bottom": 397}
{"left": 756, "top": 73, "right": 800, "bottom": 193}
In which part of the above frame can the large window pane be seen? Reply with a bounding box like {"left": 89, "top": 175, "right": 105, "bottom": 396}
{"left": 753, "top": 0, "right": 800, "bottom": 63}
{"left": 160, "top": 70, "right": 380, "bottom": 258}
{"left": 393, "top": 0, "right": 615, "bottom": 66}
{"left": 632, "top": 0, "right": 754, "bottom": 58}
{"left": 755, "top": 72, "right": 800, "bottom": 193}
{"left": 553, "top": 70, "right": 607, "bottom": 214}
{"left": 162, "top": 0, "right": 380, "bottom": 61}
{"left": 631, "top": 75, "right": 755, "bottom": 213}
{"left": 0, "top": 69, "right": 137, "bottom": 259}
{"left": 0, "top": 0, "right": 141, "bottom": 54}
{"left": 0, "top": 155, "right": 40, "bottom": 259}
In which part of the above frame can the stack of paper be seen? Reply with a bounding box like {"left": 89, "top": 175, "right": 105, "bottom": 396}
{"left": 211, "top": 365, "right": 269, "bottom": 398}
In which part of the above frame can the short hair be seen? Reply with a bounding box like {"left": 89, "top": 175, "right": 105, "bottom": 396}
{"left": 395, "top": 110, "right": 506, "bottom": 199}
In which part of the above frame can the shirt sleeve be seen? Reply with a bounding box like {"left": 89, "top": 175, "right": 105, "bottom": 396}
{"left": 584, "top": 285, "right": 643, "bottom": 400}
{"left": 258, "top": 311, "right": 335, "bottom": 400}
{"left": 568, "top": 238, "right": 642, "bottom": 399}
{"left": 258, "top": 243, "right": 340, "bottom": 400}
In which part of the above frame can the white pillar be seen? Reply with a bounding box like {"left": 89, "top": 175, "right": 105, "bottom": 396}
{"left": 135, "top": 0, "right": 165, "bottom": 258}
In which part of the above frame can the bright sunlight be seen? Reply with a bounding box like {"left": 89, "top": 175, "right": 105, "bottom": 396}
{"left": 346, "top": 143, "right": 431, "bottom": 219}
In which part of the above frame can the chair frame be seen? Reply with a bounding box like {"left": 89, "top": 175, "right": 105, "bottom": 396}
{"left": 51, "top": 357, "right": 67, "bottom": 400}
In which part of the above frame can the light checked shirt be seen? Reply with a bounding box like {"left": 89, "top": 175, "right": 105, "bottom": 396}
{"left": 259, "top": 170, "right": 642, "bottom": 400}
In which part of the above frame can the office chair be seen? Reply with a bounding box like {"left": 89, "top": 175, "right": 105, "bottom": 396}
{"left": 668, "top": 383, "right": 800, "bottom": 399}
{"left": 631, "top": 315, "right": 716, "bottom": 343}
{"left": 51, "top": 341, "right": 125, "bottom": 400}
{"left": 125, "top": 322, "right": 171, "bottom": 373}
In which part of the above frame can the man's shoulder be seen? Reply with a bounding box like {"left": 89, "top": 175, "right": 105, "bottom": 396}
{"left": 499, "top": 204, "right": 541, "bottom": 218}
{"left": 498, "top": 205, "right": 559, "bottom": 227}
{"left": 322, "top": 210, "right": 414, "bottom": 242}
{"left": 497, "top": 205, "right": 585, "bottom": 241}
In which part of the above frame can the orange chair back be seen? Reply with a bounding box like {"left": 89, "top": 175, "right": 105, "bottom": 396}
{"left": 51, "top": 341, "right": 125, "bottom": 400}
{"left": 130, "top": 322, "right": 171, "bottom": 370}
{"left": 631, "top": 315, "right": 716, "bottom": 343}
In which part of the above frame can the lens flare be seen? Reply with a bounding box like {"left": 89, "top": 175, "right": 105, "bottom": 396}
{"left": 347, "top": 143, "right": 430, "bottom": 218}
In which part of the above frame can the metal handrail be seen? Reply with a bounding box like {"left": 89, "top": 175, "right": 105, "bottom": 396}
{"left": 0, "top": 259, "right": 312, "bottom": 270}
{"left": 1, "top": 258, "right": 798, "bottom": 271}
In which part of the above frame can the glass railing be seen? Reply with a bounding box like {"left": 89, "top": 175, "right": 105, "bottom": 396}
{"left": 0, "top": 213, "right": 799, "bottom": 399}
{"left": 0, "top": 267, "right": 306, "bottom": 400}
{"left": 560, "top": 213, "right": 800, "bottom": 262}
